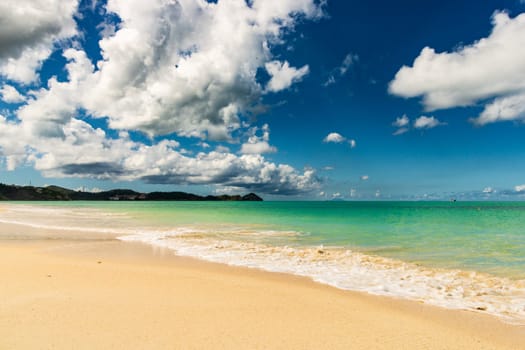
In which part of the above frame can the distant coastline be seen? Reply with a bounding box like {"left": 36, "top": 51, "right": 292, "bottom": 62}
{"left": 0, "top": 183, "right": 262, "bottom": 201}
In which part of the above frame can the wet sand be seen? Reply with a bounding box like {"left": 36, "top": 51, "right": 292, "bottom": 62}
{"left": 0, "top": 223, "right": 524, "bottom": 349}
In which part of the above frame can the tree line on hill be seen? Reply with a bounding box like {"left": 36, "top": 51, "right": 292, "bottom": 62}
{"left": 0, "top": 183, "right": 263, "bottom": 201}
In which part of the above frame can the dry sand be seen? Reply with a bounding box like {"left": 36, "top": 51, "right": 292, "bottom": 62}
{"left": 0, "top": 223, "right": 524, "bottom": 349}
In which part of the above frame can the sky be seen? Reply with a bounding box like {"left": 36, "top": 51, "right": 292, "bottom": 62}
{"left": 1, "top": 0, "right": 525, "bottom": 200}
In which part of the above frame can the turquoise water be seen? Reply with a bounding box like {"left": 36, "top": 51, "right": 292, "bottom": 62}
{"left": 2, "top": 201, "right": 525, "bottom": 322}
{"left": 24, "top": 200, "right": 525, "bottom": 278}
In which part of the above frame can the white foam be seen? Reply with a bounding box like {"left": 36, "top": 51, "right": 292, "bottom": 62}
{"left": 119, "top": 231, "right": 525, "bottom": 325}
{"left": 0, "top": 204, "right": 135, "bottom": 235}
{"left": 0, "top": 216, "right": 144, "bottom": 235}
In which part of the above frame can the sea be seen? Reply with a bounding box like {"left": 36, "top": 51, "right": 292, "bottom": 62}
{"left": 1, "top": 201, "right": 524, "bottom": 324}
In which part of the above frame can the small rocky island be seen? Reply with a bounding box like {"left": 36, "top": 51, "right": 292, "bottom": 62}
{"left": 0, "top": 183, "right": 263, "bottom": 201}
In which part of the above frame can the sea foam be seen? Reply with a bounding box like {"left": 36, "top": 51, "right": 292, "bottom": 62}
{"left": 118, "top": 228, "right": 525, "bottom": 325}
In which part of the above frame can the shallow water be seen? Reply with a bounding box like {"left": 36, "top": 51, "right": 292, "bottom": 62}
{"left": 1, "top": 201, "right": 525, "bottom": 323}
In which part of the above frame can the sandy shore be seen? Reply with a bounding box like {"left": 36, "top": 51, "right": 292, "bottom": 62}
{"left": 1, "top": 224, "right": 524, "bottom": 349}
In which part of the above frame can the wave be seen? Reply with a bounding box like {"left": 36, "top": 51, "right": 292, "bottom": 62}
{"left": 119, "top": 230, "right": 525, "bottom": 325}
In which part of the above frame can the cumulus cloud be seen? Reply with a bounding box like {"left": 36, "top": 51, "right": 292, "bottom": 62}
{"left": 0, "top": 114, "right": 29, "bottom": 170}
{"left": 15, "top": 48, "right": 91, "bottom": 139}
{"left": 393, "top": 114, "right": 409, "bottom": 127}
{"left": 0, "top": 115, "right": 319, "bottom": 194}
{"left": 0, "top": 0, "right": 325, "bottom": 195}
{"left": 0, "top": 84, "right": 25, "bottom": 103}
{"left": 323, "top": 132, "right": 356, "bottom": 147}
{"left": 0, "top": 0, "right": 78, "bottom": 83}
{"left": 413, "top": 116, "right": 444, "bottom": 129}
{"left": 392, "top": 114, "right": 410, "bottom": 135}
{"left": 75, "top": 0, "right": 322, "bottom": 139}
{"left": 472, "top": 92, "right": 525, "bottom": 125}
{"left": 482, "top": 187, "right": 495, "bottom": 193}
{"left": 141, "top": 157, "right": 320, "bottom": 196}
{"left": 215, "top": 145, "right": 230, "bottom": 153}
{"left": 75, "top": 186, "right": 103, "bottom": 193}
{"left": 389, "top": 11, "right": 525, "bottom": 125}
{"left": 360, "top": 175, "right": 369, "bottom": 181}
{"left": 515, "top": 184, "right": 525, "bottom": 192}
{"left": 6, "top": 0, "right": 324, "bottom": 142}
{"left": 240, "top": 124, "right": 277, "bottom": 155}
{"left": 265, "top": 60, "right": 310, "bottom": 92}
{"left": 323, "top": 53, "right": 358, "bottom": 86}
{"left": 392, "top": 114, "right": 443, "bottom": 134}
{"left": 323, "top": 132, "right": 345, "bottom": 143}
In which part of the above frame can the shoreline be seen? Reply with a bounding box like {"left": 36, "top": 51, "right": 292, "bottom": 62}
{"left": 1, "top": 224, "right": 525, "bottom": 349}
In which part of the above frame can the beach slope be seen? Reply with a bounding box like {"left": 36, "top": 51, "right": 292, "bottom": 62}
{"left": 1, "top": 236, "right": 524, "bottom": 349}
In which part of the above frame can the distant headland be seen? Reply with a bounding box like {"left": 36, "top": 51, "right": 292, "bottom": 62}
{"left": 0, "top": 183, "right": 263, "bottom": 202}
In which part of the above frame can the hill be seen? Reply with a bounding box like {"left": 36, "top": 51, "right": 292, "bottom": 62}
{"left": 0, "top": 184, "right": 263, "bottom": 202}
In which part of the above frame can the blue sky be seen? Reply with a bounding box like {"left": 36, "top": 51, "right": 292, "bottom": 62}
{"left": 1, "top": 0, "right": 525, "bottom": 200}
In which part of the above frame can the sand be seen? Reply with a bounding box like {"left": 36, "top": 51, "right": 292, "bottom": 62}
{"left": 0, "top": 223, "right": 524, "bottom": 349}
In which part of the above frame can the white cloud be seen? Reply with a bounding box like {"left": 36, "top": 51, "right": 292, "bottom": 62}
{"left": 392, "top": 114, "right": 410, "bottom": 135}
{"left": 323, "top": 132, "right": 357, "bottom": 148}
{"left": 240, "top": 124, "right": 277, "bottom": 155}
{"left": 239, "top": 142, "right": 276, "bottom": 155}
{"left": 392, "top": 114, "right": 443, "bottom": 134}
{"left": 215, "top": 145, "right": 230, "bottom": 153}
{"left": 323, "top": 76, "right": 336, "bottom": 86}
{"left": 515, "top": 184, "right": 525, "bottom": 192}
{"left": 389, "top": 11, "right": 525, "bottom": 125}
{"left": 392, "top": 127, "right": 409, "bottom": 136}
{"left": 323, "top": 132, "right": 345, "bottom": 143}
{"left": 0, "top": 0, "right": 325, "bottom": 196}
{"left": 0, "top": 116, "right": 319, "bottom": 195}
{"left": 0, "top": 114, "right": 29, "bottom": 170}
{"left": 323, "top": 53, "right": 358, "bottom": 86}
{"left": 0, "top": 0, "right": 324, "bottom": 143}
{"left": 0, "top": 0, "right": 78, "bottom": 83}
{"left": 15, "top": 48, "right": 90, "bottom": 139}
{"left": 0, "top": 84, "right": 25, "bottom": 103}
{"left": 31, "top": 0, "right": 322, "bottom": 140}
{"left": 482, "top": 187, "right": 495, "bottom": 193}
{"left": 339, "top": 54, "right": 357, "bottom": 75}
{"left": 265, "top": 60, "right": 309, "bottom": 92}
{"left": 360, "top": 175, "right": 369, "bottom": 181}
{"left": 17, "top": 1, "right": 321, "bottom": 139}
{"left": 75, "top": 186, "right": 103, "bottom": 193}
{"left": 393, "top": 114, "right": 409, "bottom": 127}
{"left": 413, "top": 116, "right": 444, "bottom": 129}
{"left": 472, "top": 91, "right": 525, "bottom": 125}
